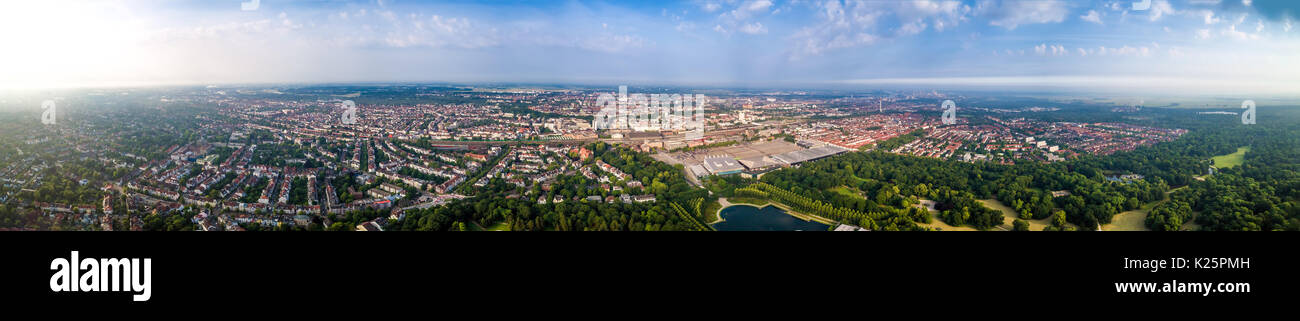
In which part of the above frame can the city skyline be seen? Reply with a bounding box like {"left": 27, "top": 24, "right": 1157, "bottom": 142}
{"left": 2, "top": 0, "right": 1299, "bottom": 96}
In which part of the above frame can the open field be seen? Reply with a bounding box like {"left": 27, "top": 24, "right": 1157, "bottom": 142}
{"left": 666, "top": 140, "right": 803, "bottom": 166}
{"left": 916, "top": 217, "right": 981, "bottom": 231}
{"left": 978, "top": 199, "right": 1100, "bottom": 231}
{"left": 945, "top": 198, "right": 1171, "bottom": 231}
{"left": 1212, "top": 146, "right": 1250, "bottom": 169}
{"left": 1104, "top": 210, "right": 1149, "bottom": 231}
{"left": 913, "top": 198, "right": 981, "bottom": 231}
{"left": 976, "top": 199, "right": 1022, "bottom": 231}
{"left": 911, "top": 199, "right": 1020, "bottom": 231}
{"left": 1110, "top": 187, "right": 1199, "bottom": 231}
{"left": 828, "top": 186, "right": 864, "bottom": 199}
{"left": 1101, "top": 198, "right": 1169, "bottom": 231}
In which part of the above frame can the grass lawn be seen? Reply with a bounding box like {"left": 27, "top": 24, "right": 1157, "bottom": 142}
{"left": 827, "top": 186, "right": 864, "bottom": 199}
{"left": 1211, "top": 146, "right": 1251, "bottom": 169}
{"left": 1102, "top": 199, "right": 1167, "bottom": 231}
{"left": 763, "top": 202, "right": 837, "bottom": 225}
{"left": 849, "top": 174, "right": 870, "bottom": 183}
{"left": 727, "top": 197, "right": 771, "bottom": 206}
{"left": 916, "top": 218, "right": 981, "bottom": 231}
{"left": 701, "top": 200, "right": 723, "bottom": 224}
{"left": 480, "top": 222, "right": 509, "bottom": 231}
{"left": 975, "top": 199, "right": 1079, "bottom": 231}
{"left": 1104, "top": 209, "right": 1151, "bottom": 231}
{"left": 915, "top": 199, "right": 1015, "bottom": 231}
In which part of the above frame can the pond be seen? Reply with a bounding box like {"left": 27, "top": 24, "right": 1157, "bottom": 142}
{"left": 711, "top": 205, "right": 829, "bottom": 231}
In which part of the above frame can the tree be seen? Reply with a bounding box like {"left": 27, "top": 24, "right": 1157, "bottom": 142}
{"left": 1051, "top": 210, "right": 1067, "bottom": 228}
{"left": 1012, "top": 219, "right": 1029, "bottom": 231}
{"left": 327, "top": 222, "right": 350, "bottom": 231}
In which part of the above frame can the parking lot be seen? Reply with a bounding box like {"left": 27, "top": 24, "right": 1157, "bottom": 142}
{"left": 666, "top": 140, "right": 803, "bottom": 166}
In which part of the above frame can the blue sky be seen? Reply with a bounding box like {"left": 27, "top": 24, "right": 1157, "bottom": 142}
{"left": 2, "top": 0, "right": 1298, "bottom": 95}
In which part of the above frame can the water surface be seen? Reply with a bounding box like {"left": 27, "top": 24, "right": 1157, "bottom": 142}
{"left": 711, "top": 205, "right": 829, "bottom": 231}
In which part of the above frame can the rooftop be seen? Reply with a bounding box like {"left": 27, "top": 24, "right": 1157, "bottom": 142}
{"left": 702, "top": 157, "right": 744, "bottom": 174}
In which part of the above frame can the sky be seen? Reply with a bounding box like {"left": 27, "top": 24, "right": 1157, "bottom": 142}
{"left": 1, "top": 0, "right": 1299, "bottom": 96}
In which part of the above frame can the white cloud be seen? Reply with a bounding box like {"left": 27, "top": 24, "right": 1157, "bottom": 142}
{"left": 738, "top": 22, "right": 767, "bottom": 34}
{"left": 738, "top": 0, "right": 774, "bottom": 17}
{"left": 716, "top": 0, "right": 774, "bottom": 23}
{"left": 1223, "top": 24, "right": 1259, "bottom": 40}
{"left": 576, "top": 33, "right": 650, "bottom": 53}
{"left": 1196, "top": 29, "right": 1212, "bottom": 39}
{"left": 713, "top": 0, "right": 774, "bottom": 35}
{"left": 151, "top": 19, "right": 286, "bottom": 43}
{"left": 378, "top": 14, "right": 500, "bottom": 49}
{"left": 675, "top": 21, "right": 697, "bottom": 32}
{"left": 1081, "top": 44, "right": 1154, "bottom": 57}
{"left": 787, "top": 1, "right": 876, "bottom": 58}
{"left": 701, "top": 1, "right": 722, "bottom": 13}
{"left": 1034, "top": 43, "right": 1068, "bottom": 56}
{"left": 788, "top": 0, "right": 969, "bottom": 58}
{"left": 979, "top": 0, "right": 1069, "bottom": 30}
{"left": 896, "top": 20, "right": 928, "bottom": 36}
{"left": 1148, "top": 0, "right": 1175, "bottom": 22}
{"left": 901, "top": 0, "right": 970, "bottom": 30}
{"left": 790, "top": 28, "right": 878, "bottom": 58}
{"left": 1201, "top": 10, "right": 1220, "bottom": 25}
{"left": 1081, "top": 10, "right": 1103, "bottom": 25}
{"left": 167, "top": 8, "right": 662, "bottom": 55}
